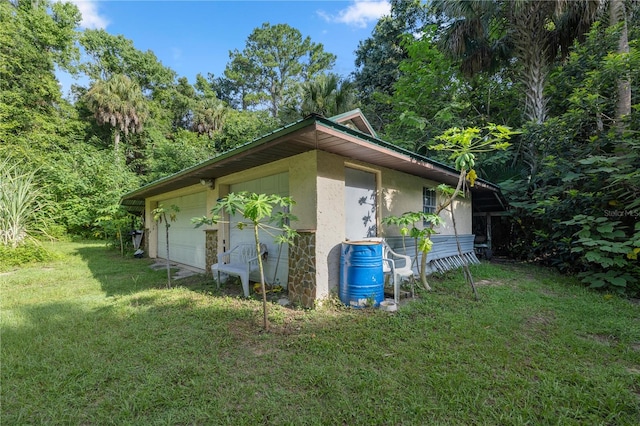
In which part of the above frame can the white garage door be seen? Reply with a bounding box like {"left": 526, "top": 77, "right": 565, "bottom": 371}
{"left": 157, "top": 191, "right": 207, "bottom": 269}
{"left": 230, "top": 173, "right": 289, "bottom": 286}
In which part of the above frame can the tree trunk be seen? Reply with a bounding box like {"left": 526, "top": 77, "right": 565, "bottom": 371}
{"left": 114, "top": 129, "right": 121, "bottom": 156}
{"left": 419, "top": 237, "right": 432, "bottom": 291}
{"left": 610, "top": 0, "right": 631, "bottom": 131}
{"left": 254, "top": 226, "right": 269, "bottom": 331}
{"left": 165, "top": 221, "right": 171, "bottom": 289}
{"left": 511, "top": 2, "right": 550, "bottom": 125}
{"left": 449, "top": 200, "right": 478, "bottom": 301}
{"left": 118, "top": 226, "right": 124, "bottom": 257}
{"left": 510, "top": 1, "right": 552, "bottom": 181}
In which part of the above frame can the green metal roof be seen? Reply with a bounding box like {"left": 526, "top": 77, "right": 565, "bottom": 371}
{"left": 120, "top": 111, "right": 506, "bottom": 213}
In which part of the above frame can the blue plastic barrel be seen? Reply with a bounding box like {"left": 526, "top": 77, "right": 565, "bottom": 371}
{"left": 339, "top": 241, "right": 384, "bottom": 308}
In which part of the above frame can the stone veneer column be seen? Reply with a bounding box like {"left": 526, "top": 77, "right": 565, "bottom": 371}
{"left": 288, "top": 230, "right": 317, "bottom": 308}
{"left": 205, "top": 229, "right": 218, "bottom": 276}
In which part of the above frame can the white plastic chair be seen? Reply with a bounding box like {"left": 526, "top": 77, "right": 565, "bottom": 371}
{"left": 211, "top": 243, "right": 267, "bottom": 297}
{"left": 363, "top": 238, "right": 414, "bottom": 304}
{"left": 383, "top": 242, "right": 414, "bottom": 304}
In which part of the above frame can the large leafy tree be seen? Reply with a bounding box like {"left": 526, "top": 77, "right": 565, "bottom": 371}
{"left": 223, "top": 50, "right": 262, "bottom": 111}
{"left": 80, "top": 29, "right": 176, "bottom": 95}
{"left": 84, "top": 74, "right": 149, "bottom": 156}
{"left": 166, "top": 76, "right": 197, "bottom": 131}
{"left": 384, "top": 26, "right": 520, "bottom": 168}
{"left": 353, "top": 0, "right": 430, "bottom": 132}
{"left": 0, "top": 0, "right": 80, "bottom": 139}
{"left": 211, "top": 109, "right": 278, "bottom": 153}
{"left": 384, "top": 28, "right": 465, "bottom": 153}
{"left": 224, "top": 23, "right": 335, "bottom": 119}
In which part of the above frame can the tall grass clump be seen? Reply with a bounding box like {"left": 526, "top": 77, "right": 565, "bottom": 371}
{"left": 0, "top": 157, "right": 55, "bottom": 267}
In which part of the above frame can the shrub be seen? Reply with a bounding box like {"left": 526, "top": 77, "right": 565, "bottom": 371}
{"left": 0, "top": 242, "right": 57, "bottom": 271}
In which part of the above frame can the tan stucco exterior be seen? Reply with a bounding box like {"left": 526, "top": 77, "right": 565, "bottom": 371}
{"left": 145, "top": 183, "right": 207, "bottom": 259}
{"left": 309, "top": 153, "right": 472, "bottom": 297}
{"left": 380, "top": 166, "right": 472, "bottom": 236}
{"left": 142, "top": 149, "right": 473, "bottom": 302}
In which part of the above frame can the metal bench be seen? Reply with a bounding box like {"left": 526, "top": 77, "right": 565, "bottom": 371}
{"left": 385, "top": 234, "right": 480, "bottom": 274}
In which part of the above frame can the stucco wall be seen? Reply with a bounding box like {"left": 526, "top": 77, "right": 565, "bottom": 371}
{"left": 289, "top": 151, "right": 318, "bottom": 230}
{"left": 380, "top": 167, "right": 472, "bottom": 236}
{"left": 312, "top": 157, "right": 473, "bottom": 296}
{"left": 315, "top": 151, "right": 346, "bottom": 299}
{"left": 142, "top": 149, "right": 473, "bottom": 300}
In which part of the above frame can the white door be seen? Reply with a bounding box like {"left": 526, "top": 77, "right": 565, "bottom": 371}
{"left": 229, "top": 172, "right": 289, "bottom": 286}
{"left": 157, "top": 191, "right": 207, "bottom": 269}
{"left": 345, "top": 167, "right": 377, "bottom": 240}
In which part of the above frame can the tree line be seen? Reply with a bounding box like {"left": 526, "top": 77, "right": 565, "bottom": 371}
{"left": 1, "top": 0, "right": 638, "bottom": 294}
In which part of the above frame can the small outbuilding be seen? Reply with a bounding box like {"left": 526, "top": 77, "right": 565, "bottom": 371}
{"left": 121, "top": 110, "right": 506, "bottom": 307}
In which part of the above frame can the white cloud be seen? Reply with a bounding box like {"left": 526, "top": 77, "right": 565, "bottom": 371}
{"left": 319, "top": 1, "right": 391, "bottom": 28}
{"left": 68, "top": 0, "right": 109, "bottom": 29}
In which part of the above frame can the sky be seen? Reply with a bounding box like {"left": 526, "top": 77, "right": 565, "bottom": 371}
{"left": 60, "top": 0, "right": 391, "bottom": 96}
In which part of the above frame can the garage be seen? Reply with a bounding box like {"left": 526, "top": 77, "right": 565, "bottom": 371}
{"left": 157, "top": 191, "right": 207, "bottom": 269}
{"left": 229, "top": 172, "right": 289, "bottom": 286}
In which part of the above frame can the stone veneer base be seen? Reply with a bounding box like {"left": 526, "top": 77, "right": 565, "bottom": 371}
{"left": 205, "top": 229, "right": 218, "bottom": 277}
{"left": 287, "top": 231, "right": 316, "bottom": 308}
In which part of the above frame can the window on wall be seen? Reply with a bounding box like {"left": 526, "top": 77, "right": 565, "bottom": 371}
{"left": 423, "top": 187, "right": 436, "bottom": 225}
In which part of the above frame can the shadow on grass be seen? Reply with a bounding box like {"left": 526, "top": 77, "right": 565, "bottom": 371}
{"left": 4, "top": 246, "right": 640, "bottom": 425}
{"left": 1, "top": 293, "right": 259, "bottom": 424}
{"left": 75, "top": 245, "right": 216, "bottom": 297}
{"left": 73, "top": 243, "right": 290, "bottom": 308}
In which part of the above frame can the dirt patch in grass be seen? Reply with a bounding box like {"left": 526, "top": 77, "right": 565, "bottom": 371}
{"left": 475, "top": 279, "right": 504, "bottom": 287}
{"left": 228, "top": 318, "right": 261, "bottom": 340}
{"left": 270, "top": 310, "right": 309, "bottom": 336}
{"left": 521, "top": 310, "right": 557, "bottom": 339}
{"left": 525, "top": 311, "right": 556, "bottom": 328}
{"left": 581, "top": 333, "right": 622, "bottom": 347}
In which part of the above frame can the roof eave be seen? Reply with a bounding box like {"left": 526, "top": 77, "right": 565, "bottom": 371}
{"left": 120, "top": 116, "right": 316, "bottom": 202}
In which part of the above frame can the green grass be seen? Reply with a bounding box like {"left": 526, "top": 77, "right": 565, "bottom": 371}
{"left": 2, "top": 241, "right": 639, "bottom": 425}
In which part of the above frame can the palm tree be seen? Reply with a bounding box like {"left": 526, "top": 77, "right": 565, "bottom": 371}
{"left": 433, "top": 0, "right": 600, "bottom": 179}
{"left": 85, "top": 74, "right": 148, "bottom": 156}
{"left": 297, "top": 74, "right": 358, "bottom": 118}
{"left": 191, "top": 97, "right": 227, "bottom": 138}
{"left": 433, "top": 0, "right": 600, "bottom": 124}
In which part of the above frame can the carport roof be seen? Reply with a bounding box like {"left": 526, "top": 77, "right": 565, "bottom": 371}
{"left": 120, "top": 110, "right": 507, "bottom": 213}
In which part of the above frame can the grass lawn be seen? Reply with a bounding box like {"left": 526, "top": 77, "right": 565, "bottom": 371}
{"left": 1, "top": 241, "right": 639, "bottom": 425}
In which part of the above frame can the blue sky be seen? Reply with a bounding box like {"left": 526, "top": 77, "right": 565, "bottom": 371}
{"left": 61, "top": 1, "right": 391, "bottom": 96}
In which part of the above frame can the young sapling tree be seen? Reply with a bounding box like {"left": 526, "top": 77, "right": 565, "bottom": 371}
{"left": 193, "top": 192, "right": 298, "bottom": 331}
{"left": 381, "top": 211, "right": 443, "bottom": 291}
{"left": 431, "top": 125, "right": 515, "bottom": 299}
{"left": 383, "top": 125, "right": 514, "bottom": 297}
{"left": 152, "top": 204, "right": 179, "bottom": 289}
